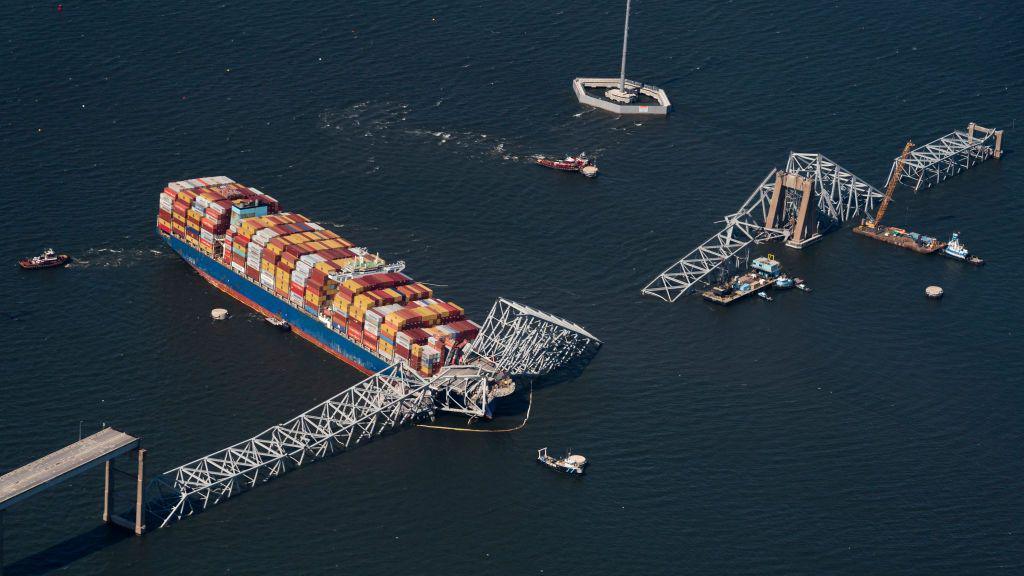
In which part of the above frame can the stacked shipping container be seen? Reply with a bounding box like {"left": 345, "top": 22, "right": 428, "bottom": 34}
{"left": 159, "top": 176, "right": 479, "bottom": 377}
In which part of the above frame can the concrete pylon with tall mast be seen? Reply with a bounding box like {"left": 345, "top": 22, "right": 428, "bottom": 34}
{"left": 605, "top": 0, "right": 637, "bottom": 104}
{"left": 572, "top": 0, "right": 671, "bottom": 115}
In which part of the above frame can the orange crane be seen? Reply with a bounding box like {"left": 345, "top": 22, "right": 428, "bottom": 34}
{"left": 865, "top": 140, "right": 914, "bottom": 228}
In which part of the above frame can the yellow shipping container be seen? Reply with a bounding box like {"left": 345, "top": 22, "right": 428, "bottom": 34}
{"left": 314, "top": 261, "right": 339, "bottom": 274}
{"left": 333, "top": 292, "right": 352, "bottom": 308}
{"left": 332, "top": 300, "right": 351, "bottom": 317}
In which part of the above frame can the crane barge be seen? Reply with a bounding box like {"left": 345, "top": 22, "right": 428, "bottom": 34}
{"left": 853, "top": 141, "right": 946, "bottom": 254}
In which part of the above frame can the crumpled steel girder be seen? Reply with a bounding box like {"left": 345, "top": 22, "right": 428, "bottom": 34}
{"left": 428, "top": 364, "right": 494, "bottom": 417}
{"left": 893, "top": 125, "right": 1000, "bottom": 192}
{"left": 145, "top": 299, "right": 600, "bottom": 529}
{"left": 642, "top": 153, "right": 882, "bottom": 302}
{"left": 465, "top": 298, "right": 602, "bottom": 377}
{"left": 145, "top": 363, "right": 433, "bottom": 529}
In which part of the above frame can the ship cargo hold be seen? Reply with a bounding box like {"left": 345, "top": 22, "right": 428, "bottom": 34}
{"left": 157, "top": 176, "right": 479, "bottom": 378}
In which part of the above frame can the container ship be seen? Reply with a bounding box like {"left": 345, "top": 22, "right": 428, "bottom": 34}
{"left": 156, "top": 176, "right": 479, "bottom": 377}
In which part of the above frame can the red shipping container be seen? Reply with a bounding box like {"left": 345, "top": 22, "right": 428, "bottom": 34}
{"left": 362, "top": 332, "right": 378, "bottom": 350}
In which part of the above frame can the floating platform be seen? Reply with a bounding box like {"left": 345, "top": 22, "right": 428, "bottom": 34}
{"left": 573, "top": 78, "right": 670, "bottom": 115}
{"left": 702, "top": 273, "right": 776, "bottom": 306}
{"left": 853, "top": 225, "right": 946, "bottom": 254}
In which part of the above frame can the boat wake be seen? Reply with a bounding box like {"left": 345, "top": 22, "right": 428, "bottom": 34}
{"left": 319, "top": 101, "right": 608, "bottom": 167}
{"left": 70, "top": 246, "right": 177, "bottom": 269}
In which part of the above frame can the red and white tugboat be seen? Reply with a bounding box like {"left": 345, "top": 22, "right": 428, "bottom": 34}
{"left": 536, "top": 152, "right": 599, "bottom": 177}
{"left": 18, "top": 248, "right": 70, "bottom": 270}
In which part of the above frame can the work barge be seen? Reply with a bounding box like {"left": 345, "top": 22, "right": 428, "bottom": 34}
{"left": 642, "top": 122, "right": 1004, "bottom": 302}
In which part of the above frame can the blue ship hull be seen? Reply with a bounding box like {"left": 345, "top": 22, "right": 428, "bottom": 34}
{"left": 162, "top": 233, "right": 390, "bottom": 375}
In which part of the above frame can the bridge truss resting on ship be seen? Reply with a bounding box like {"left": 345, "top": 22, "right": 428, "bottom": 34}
{"left": 145, "top": 298, "right": 601, "bottom": 529}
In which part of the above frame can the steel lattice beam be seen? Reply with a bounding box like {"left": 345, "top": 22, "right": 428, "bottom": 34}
{"left": 891, "top": 124, "right": 1001, "bottom": 192}
{"left": 642, "top": 153, "right": 882, "bottom": 302}
{"left": 465, "top": 298, "right": 602, "bottom": 377}
{"left": 145, "top": 363, "right": 433, "bottom": 528}
{"left": 144, "top": 300, "right": 601, "bottom": 530}
{"left": 428, "top": 364, "right": 493, "bottom": 417}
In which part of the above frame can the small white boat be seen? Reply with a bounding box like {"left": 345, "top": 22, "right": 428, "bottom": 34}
{"left": 265, "top": 316, "right": 291, "bottom": 331}
{"left": 537, "top": 447, "right": 587, "bottom": 474}
{"left": 757, "top": 291, "right": 772, "bottom": 301}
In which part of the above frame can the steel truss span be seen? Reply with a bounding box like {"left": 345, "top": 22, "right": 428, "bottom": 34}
{"left": 145, "top": 298, "right": 600, "bottom": 529}
{"left": 466, "top": 298, "right": 603, "bottom": 377}
{"left": 145, "top": 363, "right": 434, "bottom": 528}
{"left": 642, "top": 153, "right": 882, "bottom": 302}
{"left": 893, "top": 123, "right": 1002, "bottom": 192}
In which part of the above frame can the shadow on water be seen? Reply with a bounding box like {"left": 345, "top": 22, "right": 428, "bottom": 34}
{"left": 488, "top": 345, "right": 604, "bottom": 419}
{"left": 3, "top": 525, "right": 131, "bottom": 576}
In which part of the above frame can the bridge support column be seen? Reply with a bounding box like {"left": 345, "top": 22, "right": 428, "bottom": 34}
{"left": 764, "top": 171, "right": 786, "bottom": 230}
{"left": 134, "top": 450, "right": 145, "bottom": 535}
{"left": 102, "top": 461, "right": 112, "bottom": 523}
{"left": 968, "top": 122, "right": 1004, "bottom": 159}
{"left": 104, "top": 449, "right": 146, "bottom": 535}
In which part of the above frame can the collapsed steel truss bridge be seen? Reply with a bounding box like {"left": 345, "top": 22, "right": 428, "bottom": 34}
{"left": 891, "top": 123, "right": 1003, "bottom": 192}
{"left": 642, "top": 123, "right": 1003, "bottom": 302}
{"left": 145, "top": 298, "right": 600, "bottom": 529}
{"left": 641, "top": 152, "right": 882, "bottom": 302}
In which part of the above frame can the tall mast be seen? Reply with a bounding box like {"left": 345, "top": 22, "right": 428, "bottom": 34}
{"left": 618, "top": 0, "right": 631, "bottom": 91}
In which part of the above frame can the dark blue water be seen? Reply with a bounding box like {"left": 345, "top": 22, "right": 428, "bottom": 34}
{"left": 3, "top": 1, "right": 1023, "bottom": 573}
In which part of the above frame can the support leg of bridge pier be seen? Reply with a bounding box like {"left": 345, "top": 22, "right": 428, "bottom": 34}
{"left": 134, "top": 449, "right": 145, "bottom": 535}
{"left": 102, "top": 461, "right": 112, "bottom": 524}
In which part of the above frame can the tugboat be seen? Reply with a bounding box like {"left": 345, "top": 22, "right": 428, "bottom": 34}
{"left": 941, "top": 232, "right": 984, "bottom": 266}
{"left": 265, "top": 316, "right": 291, "bottom": 331}
{"left": 537, "top": 447, "right": 587, "bottom": 474}
{"left": 18, "top": 248, "right": 70, "bottom": 270}
{"left": 774, "top": 274, "right": 795, "bottom": 289}
{"left": 536, "top": 153, "right": 598, "bottom": 178}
